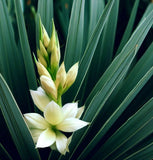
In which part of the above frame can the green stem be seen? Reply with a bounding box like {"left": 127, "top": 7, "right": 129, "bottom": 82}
{"left": 57, "top": 95, "right": 62, "bottom": 107}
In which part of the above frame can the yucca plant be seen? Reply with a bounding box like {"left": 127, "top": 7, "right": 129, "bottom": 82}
{"left": 0, "top": 0, "right": 153, "bottom": 160}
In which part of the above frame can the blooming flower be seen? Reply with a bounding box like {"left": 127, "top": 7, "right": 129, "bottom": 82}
{"left": 24, "top": 101, "right": 89, "bottom": 155}
{"left": 30, "top": 87, "right": 51, "bottom": 112}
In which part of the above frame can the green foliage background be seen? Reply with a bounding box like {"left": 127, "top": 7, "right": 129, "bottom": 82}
{"left": 0, "top": 0, "right": 153, "bottom": 160}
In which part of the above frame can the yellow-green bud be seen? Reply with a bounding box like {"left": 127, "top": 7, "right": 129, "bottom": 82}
{"left": 37, "top": 49, "right": 47, "bottom": 68}
{"left": 42, "top": 25, "right": 50, "bottom": 48}
{"left": 47, "top": 21, "right": 56, "bottom": 53}
{"left": 36, "top": 61, "right": 51, "bottom": 78}
{"left": 64, "top": 62, "right": 79, "bottom": 91}
{"left": 40, "top": 75, "right": 57, "bottom": 100}
{"left": 40, "top": 40, "right": 48, "bottom": 57}
{"left": 51, "top": 46, "right": 60, "bottom": 69}
{"left": 55, "top": 62, "right": 66, "bottom": 90}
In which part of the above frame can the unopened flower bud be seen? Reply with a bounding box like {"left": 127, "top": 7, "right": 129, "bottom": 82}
{"left": 40, "top": 75, "right": 57, "bottom": 100}
{"left": 55, "top": 62, "right": 66, "bottom": 92}
{"left": 51, "top": 46, "right": 60, "bottom": 69}
{"left": 40, "top": 40, "right": 48, "bottom": 57}
{"left": 37, "top": 49, "right": 47, "bottom": 68}
{"left": 47, "top": 20, "right": 56, "bottom": 53}
{"left": 42, "top": 25, "right": 50, "bottom": 48}
{"left": 36, "top": 61, "right": 51, "bottom": 78}
{"left": 64, "top": 62, "right": 79, "bottom": 91}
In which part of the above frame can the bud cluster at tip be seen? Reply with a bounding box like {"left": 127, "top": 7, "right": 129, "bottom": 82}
{"left": 35, "top": 19, "right": 79, "bottom": 105}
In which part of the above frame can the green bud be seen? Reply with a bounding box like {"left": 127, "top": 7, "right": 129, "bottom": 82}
{"left": 47, "top": 20, "right": 56, "bottom": 53}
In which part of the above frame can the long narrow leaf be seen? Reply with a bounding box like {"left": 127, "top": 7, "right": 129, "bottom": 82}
{"left": 37, "top": 0, "right": 53, "bottom": 35}
{"left": 88, "top": 0, "right": 105, "bottom": 38}
{"left": 0, "top": 75, "right": 40, "bottom": 160}
{"left": 116, "top": 0, "right": 140, "bottom": 55}
{"left": 73, "top": 46, "right": 137, "bottom": 160}
{"left": 125, "top": 141, "right": 153, "bottom": 160}
{"left": 78, "top": 0, "right": 105, "bottom": 102}
{"left": 0, "top": 0, "right": 33, "bottom": 112}
{"left": 59, "top": 1, "right": 115, "bottom": 159}
{"left": 63, "top": 0, "right": 115, "bottom": 104}
{"left": 0, "top": 143, "right": 13, "bottom": 160}
{"left": 99, "top": 95, "right": 153, "bottom": 159}
{"left": 96, "top": 0, "right": 119, "bottom": 74}
{"left": 64, "top": 0, "right": 85, "bottom": 71}
{"left": 77, "top": 66, "right": 153, "bottom": 160}
{"left": 86, "top": 10, "right": 153, "bottom": 105}
{"left": 108, "top": 42, "right": 153, "bottom": 113}
{"left": 36, "top": 0, "right": 53, "bottom": 48}
{"left": 68, "top": 10, "right": 153, "bottom": 160}
{"left": 92, "top": 97, "right": 153, "bottom": 160}
{"left": 14, "top": 0, "right": 37, "bottom": 90}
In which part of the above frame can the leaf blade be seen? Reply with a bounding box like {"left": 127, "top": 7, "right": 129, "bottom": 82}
{"left": 14, "top": 0, "right": 37, "bottom": 90}
{"left": 0, "top": 75, "right": 40, "bottom": 160}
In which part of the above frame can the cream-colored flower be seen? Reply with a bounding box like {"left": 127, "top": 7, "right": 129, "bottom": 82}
{"left": 42, "top": 25, "right": 50, "bottom": 48}
{"left": 55, "top": 62, "right": 66, "bottom": 93}
{"left": 24, "top": 101, "right": 88, "bottom": 155}
{"left": 39, "top": 40, "right": 48, "bottom": 58}
{"left": 47, "top": 20, "right": 56, "bottom": 53}
{"left": 30, "top": 87, "right": 50, "bottom": 112}
{"left": 36, "top": 61, "right": 51, "bottom": 78}
{"left": 37, "top": 49, "right": 47, "bottom": 68}
{"left": 40, "top": 75, "right": 57, "bottom": 100}
{"left": 63, "top": 62, "right": 79, "bottom": 92}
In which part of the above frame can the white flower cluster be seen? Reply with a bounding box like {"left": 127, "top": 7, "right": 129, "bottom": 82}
{"left": 24, "top": 87, "right": 88, "bottom": 155}
{"left": 24, "top": 20, "right": 89, "bottom": 155}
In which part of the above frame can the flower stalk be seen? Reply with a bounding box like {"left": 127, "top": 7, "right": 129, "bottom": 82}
{"left": 24, "top": 19, "right": 89, "bottom": 155}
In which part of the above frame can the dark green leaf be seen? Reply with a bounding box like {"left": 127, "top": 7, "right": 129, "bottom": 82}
{"left": 14, "top": 0, "right": 37, "bottom": 90}
{"left": 86, "top": 10, "right": 153, "bottom": 105}
{"left": 0, "top": 143, "right": 13, "bottom": 160}
{"left": 0, "top": 75, "right": 40, "bottom": 160}
{"left": 125, "top": 141, "right": 153, "bottom": 160}
{"left": 95, "top": 87, "right": 153, "bottom": 160}
{"left": 67, "top": 10, "right": 153, "bottom": 160}
{"left": 37, "top": 0, "right": 53, "bottom": 35}
{"left": 116, "top": 0, "right": 140, "bottom": 55}
{"left": 78, "top": 60, "right": 153, "bottom": 160}
{"left": 92, "top": 97, "right": 153, "bottom": 160}
{"left": 63, "top": 0, "right": 115, "bottom": 104}
{"left": 0, "top": 0, "right": 33, "bottom": 113}
{"left": 64, "top": 0, "right": 85, "bottom": 71}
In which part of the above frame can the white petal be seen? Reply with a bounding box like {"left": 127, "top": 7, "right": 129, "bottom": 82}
{"left": 76, "top": 106, "right": 85, "bottom": 119}
{"left": 36, "top": 128, "right": 56, "bottom": 148}
{"left": 24, "top": 113, "right": 49, "bottom": 129}
{"left": 37, "top": 87, "right": 45, "bottom": 93}
{"left": 30, "top": 88, "right": 50, "bottom": 112}
{"left": 56, "top": 131, "right": 68, "bottom": 155}
{"left": 56, "top": 118, "right": 89, "bottom": 132}
{"left": 62, "top": 102, "right": 78, "bottom": 119}
{"left": 30, "top": 128, "right": 44, "bottom": 143}
{"left": 44, "top": 101, "right": 63, "bottom": 125}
